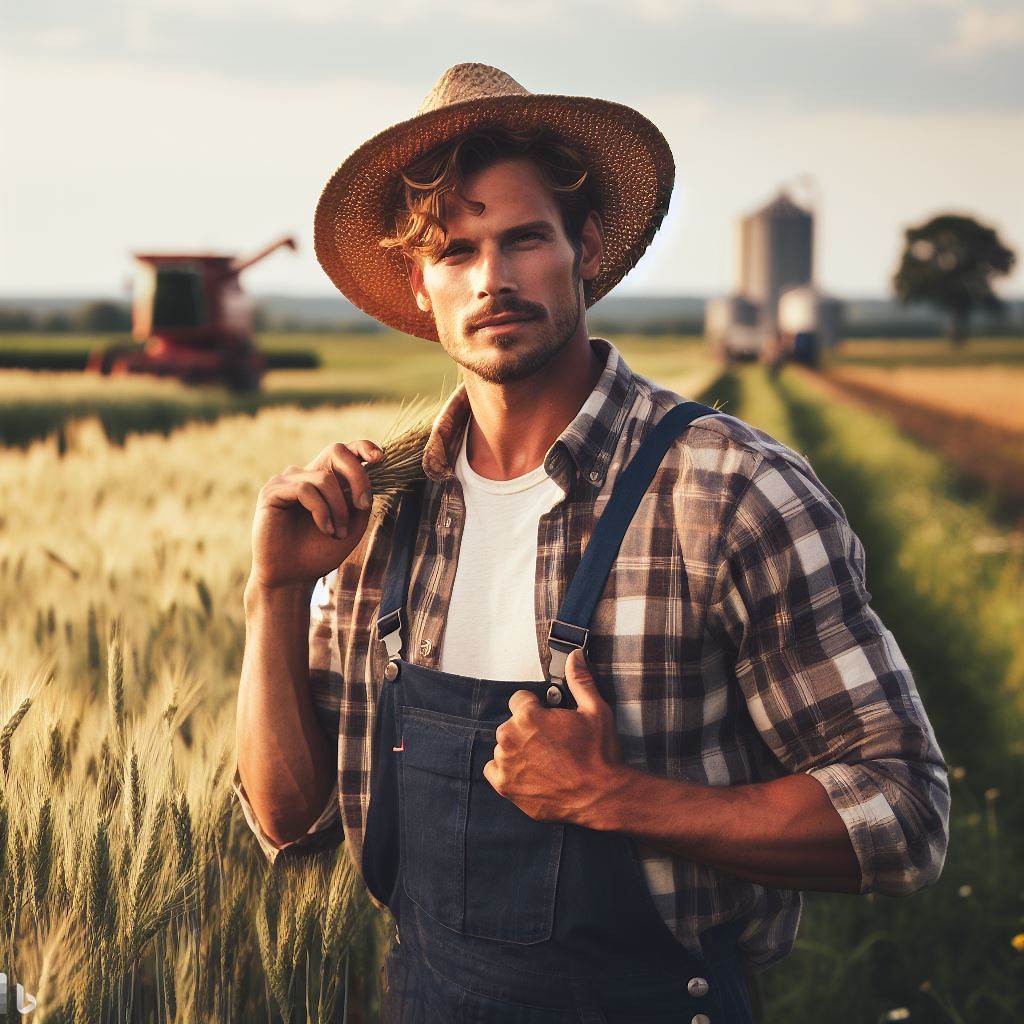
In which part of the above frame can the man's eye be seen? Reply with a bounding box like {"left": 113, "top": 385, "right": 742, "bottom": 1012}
{"left": 440, "top": 246, "right": 467, "bottom": 259}
{"left": 514, "top": 232, "right": 544, "bottom": 243}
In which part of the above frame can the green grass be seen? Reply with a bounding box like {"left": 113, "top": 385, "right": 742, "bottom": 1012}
{"left": 731, "top": 365, "right": 1024, "bottom": 1024}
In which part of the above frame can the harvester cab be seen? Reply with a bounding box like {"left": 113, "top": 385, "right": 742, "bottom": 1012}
{"left": 86, "top": 234, "right": 297, "bottom": 392}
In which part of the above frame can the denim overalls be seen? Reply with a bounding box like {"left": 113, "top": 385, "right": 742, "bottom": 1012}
{"left": 362, "top": 401, "right": 758, "bottom": 1023}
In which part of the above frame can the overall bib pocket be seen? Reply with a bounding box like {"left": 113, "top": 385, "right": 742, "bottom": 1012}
{"left": 398, "top": 708, "right": 564, "bottom": 944}
{"left": 398, "top": 709, "right": 471, "bottom": 932}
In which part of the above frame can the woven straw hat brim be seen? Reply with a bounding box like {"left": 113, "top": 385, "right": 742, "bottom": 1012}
{"left": 313, "top": 92, "right": 674, "bottom": 343}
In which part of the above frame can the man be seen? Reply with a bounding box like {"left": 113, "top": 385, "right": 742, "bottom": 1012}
{"left": 234, "top": 64, "right": 950, "bottom": 1022}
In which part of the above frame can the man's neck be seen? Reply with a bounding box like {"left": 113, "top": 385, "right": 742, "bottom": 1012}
{"left": 462, "top": 333, "right": 604, "bottom": 481}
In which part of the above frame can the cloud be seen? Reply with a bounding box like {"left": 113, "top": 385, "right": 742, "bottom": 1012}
{"left": 2, "top": 1, "right": 1020, "bottom": 119}
{"left": 718, "top": 0, "right": 958, "bottom": 27}
{"left": 937, "top": 5, "right": 1024, "bottom": 60}
{"left": 1, "top": 5, "right": 1021, "bottom": 297}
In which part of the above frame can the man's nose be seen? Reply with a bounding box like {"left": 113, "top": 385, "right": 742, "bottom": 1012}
{"left": 474, "top": 247, "right": 517, "bottom": 299}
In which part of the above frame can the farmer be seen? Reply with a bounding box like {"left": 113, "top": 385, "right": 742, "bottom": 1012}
{"left": 234, "top": 64, "right": 950, "bottom": 1022}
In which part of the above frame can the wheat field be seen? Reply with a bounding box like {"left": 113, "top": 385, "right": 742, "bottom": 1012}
{"left": 0, "top": 358, "right": 723, "bottom": 1022}
{"left": 0, "top": 403, "right": 419, "bottom": 1022}
{"left": 3, "top": 342, "right": 1022, "bottom": 1022}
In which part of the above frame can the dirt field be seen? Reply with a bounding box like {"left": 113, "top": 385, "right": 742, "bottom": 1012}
{"left": 824, "top": 364, "right": 1024, "bottom": 522}
{"left": 828, "top": 364, "right": 1024, "bottom": 433}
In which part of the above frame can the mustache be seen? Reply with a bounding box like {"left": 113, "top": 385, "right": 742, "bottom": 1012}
{"left": 467, "top": 300, "right": 545, "bottom": 332}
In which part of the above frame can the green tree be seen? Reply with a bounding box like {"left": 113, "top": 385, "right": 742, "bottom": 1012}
{"left": 0, "top": 307, "right": 36, "bottom": 331}
{"left": 893, "top": 214, "right": 1016, "bottom": 345}
{"left": 252, "top": 303, "right": 271, "bottom": 332}
{"left": 78, "top": 300, "right": 132, "bottom": 332}
{"left": 40, "top": 310, "right": 73, "bottom": 333}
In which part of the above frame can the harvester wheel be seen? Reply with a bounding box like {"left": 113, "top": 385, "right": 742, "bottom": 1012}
{"left": 227, "top": 364, "right": 262, "bottom": 393}
{"left": 88, "top": 343, "right": 136, "bottom": 375}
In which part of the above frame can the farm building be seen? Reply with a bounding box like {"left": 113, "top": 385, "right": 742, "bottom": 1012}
{"left": 706, "top": 188, "right": 844, "bottom": 364}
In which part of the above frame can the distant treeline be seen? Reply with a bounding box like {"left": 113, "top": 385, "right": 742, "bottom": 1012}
{"left": 2, "top": 301, "right": 1022, "bottom": 339}
{"left": 0, "top": 300, "right": 133, "bottom": 333}
{"left": 0, "top": 344, "right": 320, "bottom": 372}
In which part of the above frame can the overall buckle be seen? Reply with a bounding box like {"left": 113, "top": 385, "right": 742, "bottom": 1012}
{"left": 547, "top": 619, "right": 589, "bottom": 681}
{"left": 377, "top": 609, "right": 403, "bottom": 658}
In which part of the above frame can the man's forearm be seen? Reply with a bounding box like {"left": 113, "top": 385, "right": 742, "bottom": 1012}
{"left": 585, "top": 765, "right": 863, "bottom": 894}
{"left": 236, "top": 580, "right": 336, "bottom": 847}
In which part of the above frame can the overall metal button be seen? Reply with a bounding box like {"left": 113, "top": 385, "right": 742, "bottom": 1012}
{"left": 691, "top": 1015, "right": 711, "bottom": 1024}
{"left": 384, "top": 661, "right": 399, "bottom": 682}
{"left": 687, "top": 976, "right": 710, "bottom": 998}
{"left": 545, "top": 684, "right": 563, "bottom": 705}
{"left": 419, "top": 637, "right": 432, "bottom": 656}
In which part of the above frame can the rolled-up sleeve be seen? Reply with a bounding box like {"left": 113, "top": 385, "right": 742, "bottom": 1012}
{"left": 710, "top": 452, "right": 951, "bottom": 897}
{"left": 232, "top": 568, "right": 345, "bottom": 863}
{"left": 232, "top": 770, "right": 342, "bottom": 864}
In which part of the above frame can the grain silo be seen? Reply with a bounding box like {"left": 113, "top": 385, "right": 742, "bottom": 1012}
{"left": 739, "top": 190, "right": 814, "bottom": 332}
{"left": 706, "top": 182, "right": 842, "bottom": 364}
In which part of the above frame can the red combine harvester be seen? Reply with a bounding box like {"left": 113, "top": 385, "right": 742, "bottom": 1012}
{"left": 86, "top": 234, "right": 297, "bottom": 392}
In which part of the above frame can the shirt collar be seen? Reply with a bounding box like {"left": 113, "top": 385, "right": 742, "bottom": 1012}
{"left": 421, "top": 337, "right": 637, "bottom": 491}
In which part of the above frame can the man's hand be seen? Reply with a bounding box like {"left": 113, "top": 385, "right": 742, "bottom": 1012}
{"left": 248, "top": 439, "right": 384, "bottom": 594}
{"left": 482, "top": 649, "right": 627, "bottom": 826}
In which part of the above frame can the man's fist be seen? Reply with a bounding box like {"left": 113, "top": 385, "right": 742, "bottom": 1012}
{"left": 482, "top": 649, "right": 627, "bottom": 826}
{"left": 248, "top": 439, "right": 384, "bottom": 593}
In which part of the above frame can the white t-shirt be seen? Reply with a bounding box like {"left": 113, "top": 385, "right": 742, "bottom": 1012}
{"left": 438, "top": 422, "right": 564, "bottom": 681}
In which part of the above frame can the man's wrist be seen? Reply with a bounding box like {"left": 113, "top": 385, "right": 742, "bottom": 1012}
{"left": 579, "top": 762, "right": 648, "bottom": 832}
{"left": 243, "top": 576, "right": 316, "bottom": 616}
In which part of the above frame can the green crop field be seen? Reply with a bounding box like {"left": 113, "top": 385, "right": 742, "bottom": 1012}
{"left": 0, "top": 332, "right": 710, "bottom": 449}
{"left": 1, "top": 334, "right": 1021, "bottom": 1022}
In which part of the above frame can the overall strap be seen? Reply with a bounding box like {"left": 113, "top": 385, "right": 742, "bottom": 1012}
{"left": 375, "top": 482, "right": 425, "bottom": 659}
{"left": 547, "top": 400, "right": 718, "bottom": 682}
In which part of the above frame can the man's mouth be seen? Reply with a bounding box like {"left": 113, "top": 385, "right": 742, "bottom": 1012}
{"left": 473, "top": 313, "right": 536, "bottom": 331}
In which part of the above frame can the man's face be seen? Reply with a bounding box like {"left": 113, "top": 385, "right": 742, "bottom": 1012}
{"left": 408, "top": 156, "right": 601, "bottom": 384}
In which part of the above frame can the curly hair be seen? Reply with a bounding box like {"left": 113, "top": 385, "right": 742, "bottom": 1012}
{"left": 379, "top": 125, "right": 599, "bottom": 301}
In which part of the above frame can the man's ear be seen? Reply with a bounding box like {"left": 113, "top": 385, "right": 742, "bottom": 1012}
{"left": 407, "top": 256, "right": 432, "bottom": 313}
{"left": 578, "top": 209, "right": 603, "bottom": 287}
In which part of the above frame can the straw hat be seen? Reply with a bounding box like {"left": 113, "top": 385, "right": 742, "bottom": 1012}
{"left": 313, "top": 63, "right": 675, "bottom": 343}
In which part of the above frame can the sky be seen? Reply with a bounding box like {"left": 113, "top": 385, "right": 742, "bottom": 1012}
{"left": 2, "top": 0, "right": 1022, "bottom": 301}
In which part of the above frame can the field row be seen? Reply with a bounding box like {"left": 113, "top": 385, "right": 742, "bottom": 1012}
{"left": 731, "top": 365, "right": 1023, "bottom": 1023}
{"left": 824, "top": 366, "right": 1024, "bottom": 524}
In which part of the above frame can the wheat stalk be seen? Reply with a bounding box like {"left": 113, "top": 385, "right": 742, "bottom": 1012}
{"left": 30, "top": 797, "right": 53, "bottom": 912}
{"left": 1, "top": 696, "right": 31, "bottom": 776}
{"left": 365, "top": 388, "right": 458, "bottom": 516}
{"left": 107, "top": 618, "right": 125, "bottom": 753}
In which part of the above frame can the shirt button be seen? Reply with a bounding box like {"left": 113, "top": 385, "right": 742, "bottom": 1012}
{"left": 546, "top": 684, "right": 563, "bottom": 706}
{"left": 687, "top": 977, "right": 710, "bottom": 998}
{"left": 419, "top": 638, "right": 433, "bottom": 656}
{"left": 384, "top": 661, "right": 399, "bottom": 682}
{"left": 691, "top": 1015, "right": 711, "bottom": 1024}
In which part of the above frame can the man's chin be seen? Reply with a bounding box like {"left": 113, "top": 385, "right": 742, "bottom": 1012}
{"left": 462, "top": 342, "right": 557, "bottom": 385}
{"left": 437, "top": 308, "right": 577, "bottom": 384}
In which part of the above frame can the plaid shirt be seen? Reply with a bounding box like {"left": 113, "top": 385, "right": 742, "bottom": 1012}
{"left": 234, "top": 336, "right": 950, "bottom": 971}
